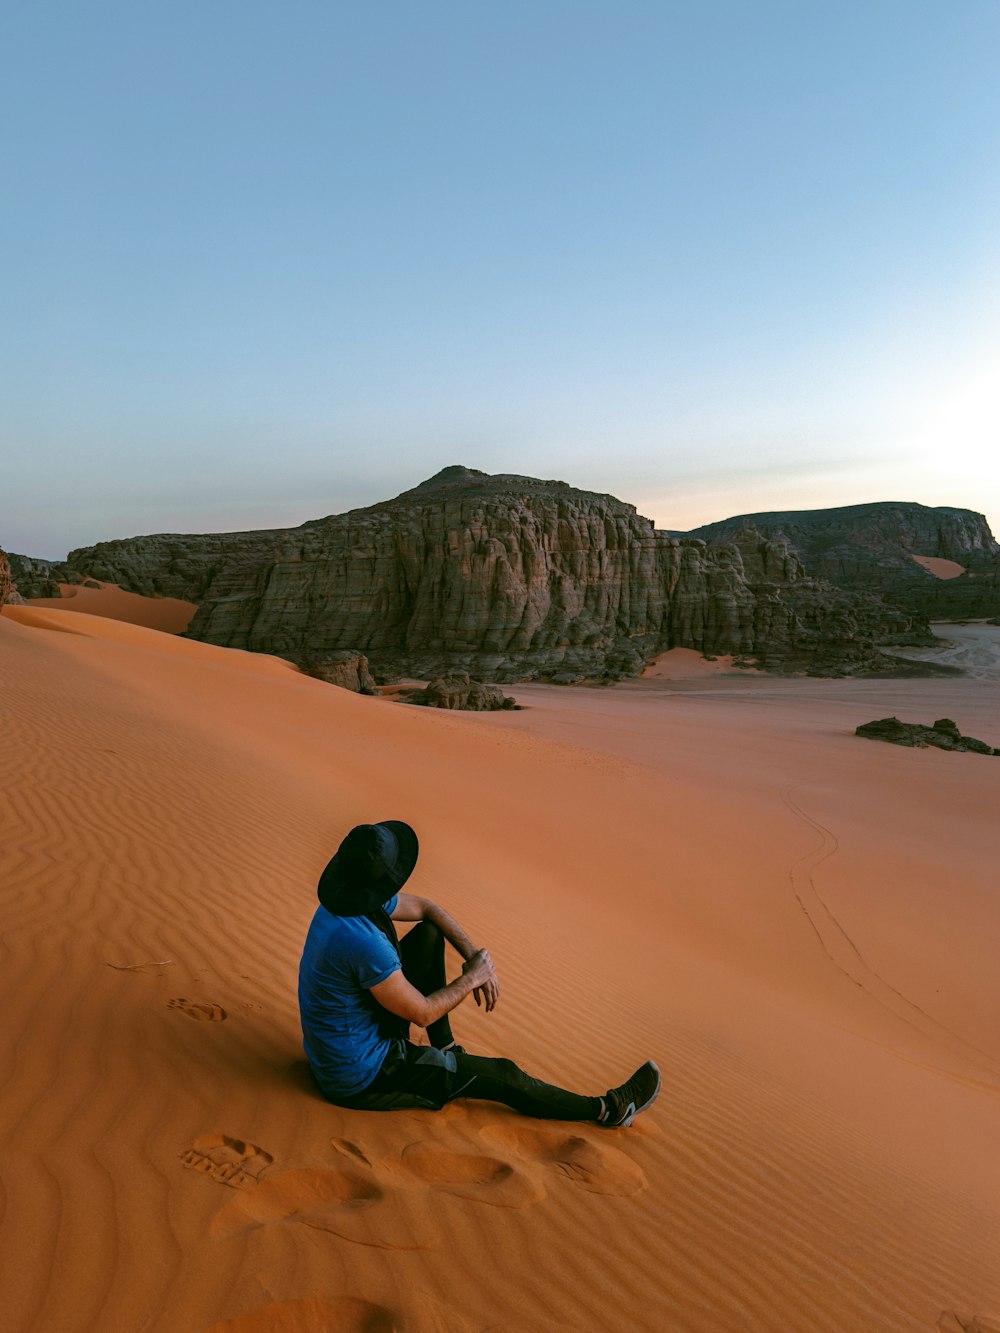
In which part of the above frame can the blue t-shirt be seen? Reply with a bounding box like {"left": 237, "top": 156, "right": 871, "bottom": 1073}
{"left": 298, "top": 895, "right": 400, "bottom": 1098}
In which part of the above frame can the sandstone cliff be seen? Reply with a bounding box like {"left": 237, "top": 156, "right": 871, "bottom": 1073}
{"left": 55, "top": 467, "right": 931, "bottom": 680}
{"left": 1, "top": 549, "right": 15, "bottom": 604}
{"left": 689, "top": 502, "right": 1000, "bottom": 620}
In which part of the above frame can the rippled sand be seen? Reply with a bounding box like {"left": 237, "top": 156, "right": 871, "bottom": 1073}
{"left": 2, "top": 601, "right": 998, "bottom": 1332}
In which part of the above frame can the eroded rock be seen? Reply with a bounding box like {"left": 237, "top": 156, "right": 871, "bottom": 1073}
{"left": 5, "top": 552, "right": 82, "bottom": 599}
{"left": 855, "top": 716, "right": 998, "bottom": 754}
{"left": 402, "top": 673, "right": 518, "bottom": 711}
{"left": 1, "top": 549, "right": 24, "bottom": 605}
{"left": 300, "top": 652, "right": 378, "bottom": 694}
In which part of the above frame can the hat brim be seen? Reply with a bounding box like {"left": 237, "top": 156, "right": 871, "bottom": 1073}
{"left": 318, "top": 820, "right": 419, "bottom": 916}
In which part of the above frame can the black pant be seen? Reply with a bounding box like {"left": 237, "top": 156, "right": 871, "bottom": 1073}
{"left": 396, "top": 917, "right": 455, "bottom": 1049}
{"left": 338, "top": 920, "right": 602, "bottom": 1122}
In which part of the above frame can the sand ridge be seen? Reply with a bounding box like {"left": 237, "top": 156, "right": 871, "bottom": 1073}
{"left": 1, "top": 603, "right": 998, "bottom": 1331}
{"left": 28, "top": 579, "right": 197, "bottom": 632}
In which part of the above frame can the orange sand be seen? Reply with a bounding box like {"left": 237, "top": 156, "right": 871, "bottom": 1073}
{"left": 28, "top": 579, "right": 197, "bottom": 632}
{"left": 911, "top": 554, "right": 967, "bottom": 580}
{"left": 1, "top": 604, "right": 998, "bottom": 1332}
{"left": 641, "top": 647, "right": 757, "bottom": 678}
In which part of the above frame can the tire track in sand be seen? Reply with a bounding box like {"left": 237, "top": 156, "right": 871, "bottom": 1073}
{"left": 782, "top": 785, "right": 1000, "bottom": 1088}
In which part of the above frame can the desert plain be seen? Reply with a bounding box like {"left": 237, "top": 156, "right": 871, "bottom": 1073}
{"left": 1, "top": 590, "right": 998, "bottom": 1332}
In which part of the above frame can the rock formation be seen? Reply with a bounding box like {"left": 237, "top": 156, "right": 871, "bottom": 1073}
{"left": 689, "top": 502, "right": 1000, "bottom": 620}
{"left": 1, "top": 549, "right": 13, "bottom": 604}
{"left": 856, "top": 716, "right": 998, "bottom": 754}
{"left": 1, "top": 549, "right": 25, "bottom": 605}
{"left": 300, "top": 652, "right": 378, "bottom": 694}
{"left": 50, "top": 467, "right": 940, "bottom": 680}
{"left": 5, "top": 552, "right": 79, "bottom": 599}
{"left": 401, "top": 674, "right": 518, "bottom": 711}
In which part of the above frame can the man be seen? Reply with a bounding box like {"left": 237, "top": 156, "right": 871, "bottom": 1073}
{"left": 298, "top": 820, "right": 660, "bottom": 1126}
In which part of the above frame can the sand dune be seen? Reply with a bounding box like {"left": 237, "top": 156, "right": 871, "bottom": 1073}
{"left": 1, "top": 602, "right": 998, "bottom": 1331}
{"left": 28, "top": 579, "right": 197, "bottom": 632}
{"left": 911, "top": 554, "right": 967, "bottom": 580}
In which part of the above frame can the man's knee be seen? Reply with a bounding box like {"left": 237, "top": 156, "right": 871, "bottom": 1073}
{"left": 399, "top": 918, "right": 446, "bottom": 980}
{"left": 470, "top": 1055, "right": 524, "bottom": 1083}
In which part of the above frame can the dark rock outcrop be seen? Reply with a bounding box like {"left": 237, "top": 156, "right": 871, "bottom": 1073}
{"left": 402, "top": 674, "right": 518, "bottom": 711}
{"left": 689, "top": 502, "right": 1000, "bottom": 621}
{"left": 0, "top": 548, "right": 20, "bottom": 604}
{"left": 6, "top": 552, "right": 83, "bottom": 599}
{"left": 53, "top": 466, "right": 939, "bottom": 680}
{"left": 300, "top": 652, "right": 378, "bottom": 695}
{"left": 856, "top": 716, "right": 998, "bottom": 754}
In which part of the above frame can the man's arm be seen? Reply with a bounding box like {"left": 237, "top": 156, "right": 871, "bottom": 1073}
{"left": 369, "top": 949, "right": 495, "bottom": 1027}
{"left": 391, "top": 893, "right": 500, "bottom": 1010}
{"left": 390, "top": 893, "right": 476, "bottom": 959}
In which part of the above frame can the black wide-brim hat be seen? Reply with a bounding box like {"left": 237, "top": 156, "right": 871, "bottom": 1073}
{"left": 317, "top": 820, "right": 419, "bottom": 917}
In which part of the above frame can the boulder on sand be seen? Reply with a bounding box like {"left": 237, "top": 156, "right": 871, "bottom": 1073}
{"left": 300, "top": 652, "right": 378, "bottom": 695}
{"left": 855, "top": 716, "right": 998, "bottom": 754}
{"left": 402, "top": 673, "right": 518, "bottom": 711}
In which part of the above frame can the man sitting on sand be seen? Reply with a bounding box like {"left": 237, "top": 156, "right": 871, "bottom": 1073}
{"left": 298, "top": 820, "right": 660, "bottom": 1126}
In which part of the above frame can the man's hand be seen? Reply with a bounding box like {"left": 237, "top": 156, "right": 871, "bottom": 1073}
{"left": 391, "top": 896, "right": 502, "bottom": 1014}
{"left": 463, "top": 949, "right": 500, "bottom": 1012}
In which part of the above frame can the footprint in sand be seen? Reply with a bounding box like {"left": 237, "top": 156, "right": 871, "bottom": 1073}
{"left": 211, "top": 1164, "right": 437, "bottom": 1250}
{"left": 331, "top": 1137, "right": 375, "bottom": 1168}
{"left": 938, "top": 1315, "right": 1000, "bottom": 1333}
{"left": 480, "top": 1122, "right": 648, "bottom": 1197}
{"left": 208, "top": 1292, "right": 474, "bottom": 1333}
{"left": 168, "top": 997, "right": 227, "bottom": 1022}
{"left": 208, "top": 1295, "right": 400, "bottom": 1333}
{"left": 180, "top": 1133, "right": 273, "bottom": 1188}
{"left": 397, "top": 1141, "right": 545, "bottom": 1208}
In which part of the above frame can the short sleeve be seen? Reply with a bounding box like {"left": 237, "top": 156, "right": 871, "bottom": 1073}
{"left": 353, "top": 929, "right": 400, "bottom": 990}
{"left": 383, "top": 893, "right": 399, "bottom": 915}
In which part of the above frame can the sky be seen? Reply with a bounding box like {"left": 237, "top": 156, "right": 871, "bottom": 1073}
{"left": 3, "top": 0, "right": 1000, "bottom": 559}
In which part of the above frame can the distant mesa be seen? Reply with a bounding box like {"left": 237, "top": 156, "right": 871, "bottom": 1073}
{"left": 687, "top": 500, "right": 1000, "bottom": 620}
{"left": 7, "top": 472, "right": 1000, "bottom": 683}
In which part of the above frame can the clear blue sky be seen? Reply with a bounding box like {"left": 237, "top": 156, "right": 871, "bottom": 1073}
{"left": 3, "top": 1, "right": 999, "bottom": 558}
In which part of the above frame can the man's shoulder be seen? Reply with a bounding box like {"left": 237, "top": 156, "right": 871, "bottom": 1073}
{"left": 303, "top": 907, "right": 391, "bottom": 963}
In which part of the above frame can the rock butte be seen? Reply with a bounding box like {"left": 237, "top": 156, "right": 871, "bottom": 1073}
{"left": 8, "top": 468, "right": 964, "bottom": 682}
{"left": 690, "top": 500, "right": 1000, "bottom": 621}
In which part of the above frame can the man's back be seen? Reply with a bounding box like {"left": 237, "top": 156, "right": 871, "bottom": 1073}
{"left": 298, "top": 897, "right": 399, "bottom": 1098}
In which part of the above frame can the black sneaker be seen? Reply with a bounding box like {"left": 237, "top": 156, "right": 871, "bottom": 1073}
{"left": 600, "top": 1061, "right": 661, "bottom": 1127}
